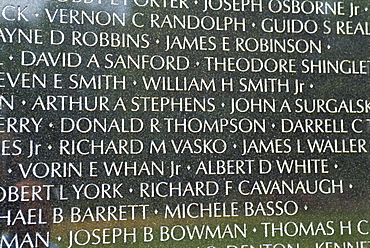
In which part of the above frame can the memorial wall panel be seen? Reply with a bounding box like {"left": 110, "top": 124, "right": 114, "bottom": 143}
{"left": 0, "top": 0, "right": 369, "bottom": 247}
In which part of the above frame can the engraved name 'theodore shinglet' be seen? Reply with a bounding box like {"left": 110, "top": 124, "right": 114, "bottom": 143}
{"left": 0, "top": 0, "right": 369, "bottom": 247}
